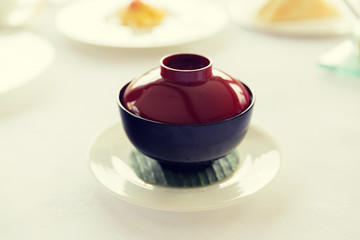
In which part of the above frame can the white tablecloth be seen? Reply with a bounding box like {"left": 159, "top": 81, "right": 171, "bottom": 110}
{"left": 1, "top": 1, "right": 360, "bottom": 239}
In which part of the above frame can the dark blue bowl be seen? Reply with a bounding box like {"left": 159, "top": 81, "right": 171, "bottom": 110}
{"left": 117, "top": 81, "right": 255, "bottom": 165}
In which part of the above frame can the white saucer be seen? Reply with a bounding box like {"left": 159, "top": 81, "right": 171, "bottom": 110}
{"left": 0, "top": 31, "right": 55, "bottom": 95}
{"left": 228, "top": 0, "right": 354, "bottom": 37}
{"left": 88, "top": 122, "right": 282, "bottom": 212}
{"left": 56, "top": 0, "right": 228, "bottom": 48}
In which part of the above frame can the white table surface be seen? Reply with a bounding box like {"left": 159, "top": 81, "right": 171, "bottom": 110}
{"left": 1, "top": 1, "right": 360, "bottom": 239}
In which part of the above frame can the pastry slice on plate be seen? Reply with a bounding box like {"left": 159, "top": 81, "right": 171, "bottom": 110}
{"left": 256, "top": 0, "right": 340, "bottom": 22}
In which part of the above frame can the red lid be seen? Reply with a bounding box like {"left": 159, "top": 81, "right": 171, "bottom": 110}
{"left": 123, "top": 53, "right": 251, "bottom": 125}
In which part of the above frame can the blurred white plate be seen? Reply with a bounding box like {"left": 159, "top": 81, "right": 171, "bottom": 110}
{"left": 228, "top": 0, "right": 354, "bottom": 37}
{"left": 56, "top": 0, "right": 228, "bottom": 48}
{"left": 0, "top": 31, "right": 54, "bottom": 95}
{"left": 88, "top": 122, "right": 282, "bottom": 212}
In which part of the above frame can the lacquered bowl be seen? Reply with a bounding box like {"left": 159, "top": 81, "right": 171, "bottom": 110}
{"left": 117, "top": 81, "right": 255, "bottom": 165}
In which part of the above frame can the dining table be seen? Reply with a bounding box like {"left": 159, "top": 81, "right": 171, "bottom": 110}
{"left": 1, "top": 0, "right": 360, "bottom": 239}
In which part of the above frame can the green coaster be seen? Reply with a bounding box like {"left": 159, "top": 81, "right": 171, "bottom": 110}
{"left": 319, "top": 40, "right": 360, "bottom": 76}
{"left": 130, "top": 150, "right": 239, "bottom": 188}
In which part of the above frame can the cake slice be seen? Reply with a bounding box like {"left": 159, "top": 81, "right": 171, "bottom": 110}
{"left": 256, "top": 0, "right": 340, "bottom": 22}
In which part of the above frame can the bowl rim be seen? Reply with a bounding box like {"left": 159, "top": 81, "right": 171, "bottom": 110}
{"left": 117, "top": 78, "right": 255, "bottom": 127}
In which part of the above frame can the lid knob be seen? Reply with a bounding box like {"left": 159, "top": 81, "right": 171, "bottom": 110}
{"left": 160, "top": 53, "right": 213, "bottom": 83}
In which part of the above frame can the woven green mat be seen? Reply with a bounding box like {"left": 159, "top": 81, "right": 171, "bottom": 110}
{"left": 130, "top": 150, "right": 239, "bottom": 188}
